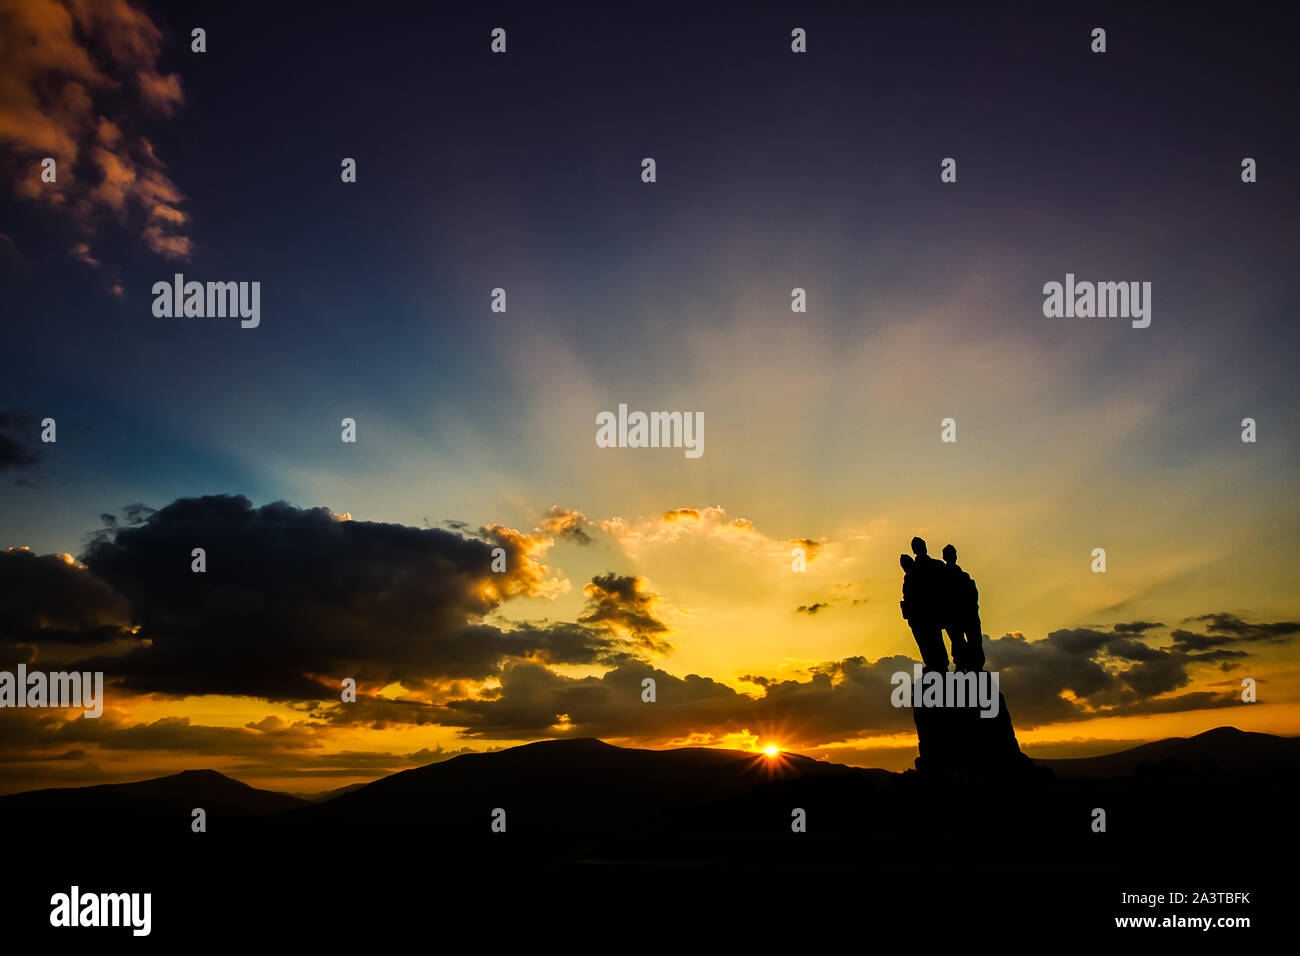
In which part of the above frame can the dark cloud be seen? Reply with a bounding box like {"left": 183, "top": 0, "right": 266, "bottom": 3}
{"left": 1167, "top": 629, "right": 1221, "bottom": 652}
{"left": 1113, "top": 620, "right": 1164, "bottom": 634}
{"left": 440, "top": 659, "right": 762, "bottom": 740}
{"left": 794, "top": 583, "right": 870, "bottom": 616}
{"left": 1192, "top": 613, "right": 1300, "bottom": 641}
{"left": 1188, "top": 649, "right": 1249, "bottom": 662}
{"left": 303, "top": 695, "right": 444, "bottom": 728}
{"left": 1000, "top": 628, "right": 1190, "bottom": 718}
{"left": 795, "top": 602, "right": 829, "bottom": 615}
{"left": 1037, "top": 627, "right": 1115, "bottom": 657}
{"left": 1169, "top": 614, "right": 1300, "bottom": 653}
{"left": 1115, "top": 655, "right": 1192, "bottom": 698}
{"left": 1076, "top": 691, "right": 1239, "bottom": 720}
{"left": 440, "top": 655, "right": 925, "bottom": 742}
{"left": 740, "top": 656, "right": 920, "bottom": 740}
{"left": 0, "top": 547, "right": 131, "bottom": 644}
{"left": 0, "top": 412, "right": 43, "bottom": 476}
{"left": 0, "top": 707, "right": 317, "bottom": 763}
{"left": 979, "top": 615, "right": 1290, "bottom": 726}
{"left": 439, "top": 616, "right": 1266, "bottom": 744}
{"left": 52, "top": 713, "right": 319, "bottom": 756}
{"left": 62, "top": 495, "right": 634, "bottom": 699}
{"left": 577, "top": 573, "right": 671, "bottom": 652}
{"left": 1103, "top": 637, "right": 1167, "bottom": 662}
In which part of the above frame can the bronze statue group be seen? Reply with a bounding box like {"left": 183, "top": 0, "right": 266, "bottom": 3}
{"left": 899, "top": 536, "right": 985, "bottom": 674}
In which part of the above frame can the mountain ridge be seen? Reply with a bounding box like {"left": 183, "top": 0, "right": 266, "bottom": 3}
{"left": 2, "top": 726, "right": 1294, "bottom": 812}
{"left": 0, "top": 766, "right": 307, "bottom": 817}
{"left": 1032, "top": 725, "right": 1300, "bottom": 779}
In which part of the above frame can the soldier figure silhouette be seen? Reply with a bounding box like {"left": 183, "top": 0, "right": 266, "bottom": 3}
{"left": 899, "top": 537, "right": 986, "bottom": 673}
{"left": 941, "top": 543, "right": 985, "bottom": 671}
{"left": 899, "top": 542, "right": 948, "bottom": 673}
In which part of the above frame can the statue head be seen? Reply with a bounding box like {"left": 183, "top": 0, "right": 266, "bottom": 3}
{"left": 911, "top": 536, "right": 927, "bottom": 557}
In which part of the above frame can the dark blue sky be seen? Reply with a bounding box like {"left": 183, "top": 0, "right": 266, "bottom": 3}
{"left": 3, "top": 0, "right": 1297, "bottom": 569}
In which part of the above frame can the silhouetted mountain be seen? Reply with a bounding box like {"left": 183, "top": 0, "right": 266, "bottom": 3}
{"left": 4, "top": 731, "right": 1293, "bottom": 941}
{"left": 0, "top": 768, "right": 307, "bottom": 824}
{"left": 1035, "top": 726, "right": 1300, "bottom": 779}
{"left": 290, "top": 781, "right": 369, "bottom": 803}
{"left": 305, "top": 737, "right": 890, "bottom": 832}
{"left": 6, "top": 728, "right": 1294, "bottom": 828}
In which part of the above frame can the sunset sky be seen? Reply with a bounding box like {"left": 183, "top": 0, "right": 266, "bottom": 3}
{"left": 2, "top": 0, "right": 1297, "bottom": 794}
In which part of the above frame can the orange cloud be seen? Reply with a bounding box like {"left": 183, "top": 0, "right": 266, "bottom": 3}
{"left": 136, "top": 70, "right": 182, "bottom": 114}
{"left": 479, "top": 524, "right": 571, "bottom": 602}
{"left": 538, "top": 505, "right": 595, "bottom": 545}
{"left": 578, "top": 573, "right": 672, "bottom": 653}
{"left": 0, "top": 0, "right": 189, "bottom": 266}
{"left": 602, "top": 505, "right": 827, "bottom": 564}
{"left": 69, "top": 240, "right": 99, "bottom": 267}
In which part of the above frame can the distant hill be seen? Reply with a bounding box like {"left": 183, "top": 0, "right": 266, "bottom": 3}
{"left": 0, "top": 768, "right": 307, "bottom": 822}
{"left": 5, "top": 727, "right": 1297, "bottom": 819}
{"left": 1034, "top": 726, "right": 1300, "bottom": 779}
{"left": 305, "top": 736, "right": 892, "bottom": 829}
{"left": 290, "top": 781, "right": 369, "bottom": 803}
{"left": 3, "top": 730, "right": 1294, "bottom": 939}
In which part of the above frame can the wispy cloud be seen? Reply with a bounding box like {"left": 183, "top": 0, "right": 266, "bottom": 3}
{"left": 602, "top": 505, "right": 827, "bottom": 564}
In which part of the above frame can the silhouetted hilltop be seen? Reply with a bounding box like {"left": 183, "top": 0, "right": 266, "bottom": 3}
{"left": 289, "top": 781, "right": 368, "bottom": 803}
{"left": 306, "top": 736, "right": 890, "bottom": 832}
{"left": 5, "top": 728, "right": 1295, "bottom": 827}
{"left": 1035, "top": 726, "right": 1300, "bottom": 779}
{"left": 2, "top": 730, "right": 1295, "bottom": 891}
{"left": 0, "top": 768, "right": 307, "bottom": 823}
{"left": 5, "top": 730, "right": 1291, "bottom": 941}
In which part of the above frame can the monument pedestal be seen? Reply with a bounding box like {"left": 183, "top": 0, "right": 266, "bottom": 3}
{"left": 911, "top": 679, "right": 1043, "bottom": 781}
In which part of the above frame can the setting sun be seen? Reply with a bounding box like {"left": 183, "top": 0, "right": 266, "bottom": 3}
{"left": 763, "top": 745, "right": 781, "bottom": 757}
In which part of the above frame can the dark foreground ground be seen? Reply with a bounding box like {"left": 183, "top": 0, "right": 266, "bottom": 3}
{"left": 4, "top": 760, "right": 1283, "bottom": 945}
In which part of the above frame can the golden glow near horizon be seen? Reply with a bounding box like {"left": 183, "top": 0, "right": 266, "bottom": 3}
{"left": 4, "top": 496, "right": 1298, "bottom": 796}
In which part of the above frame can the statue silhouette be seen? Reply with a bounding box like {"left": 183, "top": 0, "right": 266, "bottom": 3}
{"left": 941, "top": 543, "right": 985, "bottom": 671}
{"left": 899, "top": 537, "right": 1044, "bottom": 780}
{"left": 898, "top": 537, "right": 987, "bottom": 673}
{"left": 899, "top": 548, "right": 947, "bottom": 672}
